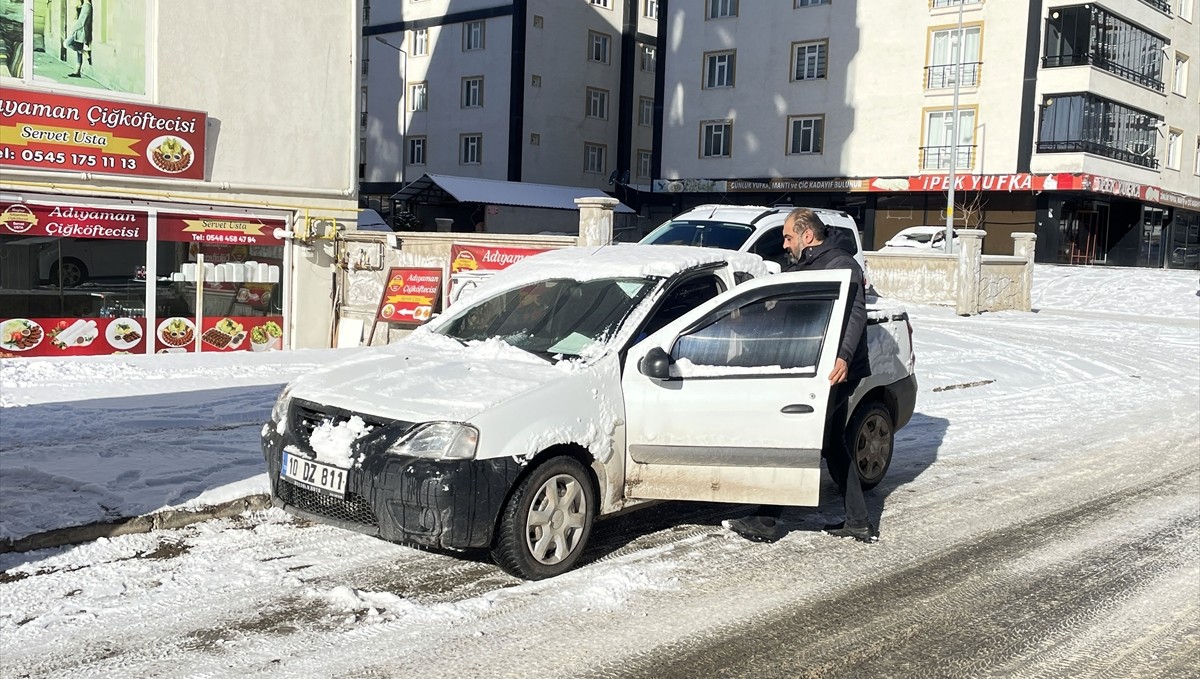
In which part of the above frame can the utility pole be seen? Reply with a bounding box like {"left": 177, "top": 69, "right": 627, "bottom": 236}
{"left": 944, "top": 0, "right": 965, "bottom": 254}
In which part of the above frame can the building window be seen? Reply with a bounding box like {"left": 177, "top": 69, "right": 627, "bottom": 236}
{"left": 584, "top": 143, "right": 607, "bottom": 174}
{"left": 1043, "top": 6, "right": 1165, "bottom": 92}
{"left": 363, "top": 0, "right": 371, "bottom": 23}
{"left": 701, "top": 120, "right": 733, "bottom": 158}
{"left": 1166, "top": 130, "right": 1182, "bottom": 169}
{"left": 922, "top": 108, "right": 976, "bottom": 170}
{"left": 792, "top": 40, "right": 828, "bottom": 81}
{"left": 796, "top": 0, "right": 830, "bottom": 6}
{"left": 359, "top": 87, "right": 368, "bottom": 128}
{"left": 590, "top": 0, "right": 611, "bottom": 7}
{"left": 1195, "top": 137, "right": 1200, "bottom": 175}
{"left": 589, "top": 31, "right": 612, "bottom": 64}
{"left": 410, "top": 82, "right": 428, "bottom": 111}
{"left": 704, "top": 51, "right": 736, "bottom": 88}
{"left": 463, "top": 20, "right": 485, "bottom": 51}
{"left": 645, "top": 0, "right": 660, "bottom": 19}
{"left": 1036, "top": 93, "right": 1160, "bottom": 169}
{"left": 639, "top": 97, "right": 654, "bottom": 126}
{"left": 788, "top": 115, "right": 824, "bottom": 154}
{"left": 708, "top": 0, "right": 738, "bottom": 19}
{"left": 638, "top": 150, "right": 653, "bottom": 179}
{"left": 586, "top": 87, "right": 609, "bottom": 119}
{"left": 1180, "top": 0, "right": 1195, "bottom": 21}
{"left": 641, "top": 45, "right": 657, "bottom": 72}
{"left": 359, "top": 137, "right": 366, "bottom": 179}
{"left": 1174, "top": 54, "right": 1190, "bottom": 95}
{"left": 462, "top": 77, "right": 483, "bottom": 108}
{"left": 461, "top": 134, "right": 482, "bottom": 164}
{"left": 927, "top": 26, "right": 982, "bottom": 88}
{"left": 408, "top": 137, "right": 426, "bottom": 166}
{"left": 413, "top": 28, "right": 429, "bottom": 56}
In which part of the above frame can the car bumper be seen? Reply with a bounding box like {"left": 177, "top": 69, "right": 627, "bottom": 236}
{"left": 262, "top": 422, "right": 524, "bottom": 551}
{"left": 890, "top": 373, "right": 918, "bottom": 430}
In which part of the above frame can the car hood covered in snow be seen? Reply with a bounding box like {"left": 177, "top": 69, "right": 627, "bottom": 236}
{"left": 284, "top": 331, "right": 571, "bottom": 424}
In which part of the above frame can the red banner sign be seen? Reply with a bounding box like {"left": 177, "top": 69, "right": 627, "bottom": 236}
{"left": 450, "top": 243, "right": 549, "bottom": 274}
{"left": 376, "top": 268, "right": 442, "bottom": 325}
{"left": 0, "top": 89, "right": 207, "bottom": 180}
{"left": 159, "top": 213, "right": 285, "bottom": 246}
{"left": 0, "top": 202, "right": 147, "bottom": 240}
{"left": 0, "top": 316, "right": 147, "bottom": 357}
{"left": 153, "top": 315, "right": 284, "bottom": 353}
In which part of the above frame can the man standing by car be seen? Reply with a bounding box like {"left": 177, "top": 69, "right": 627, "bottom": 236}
{"left": 724, "top": 208, "right": 878, "bottom": 544}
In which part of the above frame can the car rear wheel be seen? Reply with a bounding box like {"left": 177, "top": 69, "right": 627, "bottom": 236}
{"left": 49, "top": 258, "right": 88, "bottom": 287}
{"left": 492, "top": 456, "right": 595, "bottom": 580}
{"left": 847, "top": 401, "right": 894, "bottom": 491}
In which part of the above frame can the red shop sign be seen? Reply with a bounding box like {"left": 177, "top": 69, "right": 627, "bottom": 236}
{"left": 450, "top": 243, "right": 548, "bottom": 273}
{"left": 0, "top": 89, "right": 207, "bottom": 180}
{"left": 0, "top": 201, "right": 147, "bottom": 240}
{"left": 158, "top": 213, "right": 286, "bottom": 246}
{"left": 376, "top": 268, "right": 442, "bottom": 325}
{"left": 0, "top": 316, "right": 147, "bottom": 358}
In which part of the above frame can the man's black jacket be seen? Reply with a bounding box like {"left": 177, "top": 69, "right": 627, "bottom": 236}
{"left": 785, "top": 242, "right": 871, "bottom": 381}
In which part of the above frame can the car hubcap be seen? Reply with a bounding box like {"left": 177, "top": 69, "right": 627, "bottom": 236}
{"left": 854, "top": 413, "right": 892, "bottom": 482}
{"left": 525, "top": 473, "right": 587, "bottom": 565}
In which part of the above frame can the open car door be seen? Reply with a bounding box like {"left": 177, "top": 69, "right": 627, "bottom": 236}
{"left": 621, "top": 269, "right": 852, "bottom": 506}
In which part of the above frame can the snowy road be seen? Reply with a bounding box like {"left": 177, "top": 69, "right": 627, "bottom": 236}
{"left": 1, "top": 266, "right": 1197, "bottom": 677}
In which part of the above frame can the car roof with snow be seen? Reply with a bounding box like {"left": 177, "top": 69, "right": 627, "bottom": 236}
{"left": 475, "top": 245, "right": 774, "bottom": 291}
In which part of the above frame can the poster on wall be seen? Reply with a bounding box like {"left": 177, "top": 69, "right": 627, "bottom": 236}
{"left": 151, "top": 315, "right": 284, "bottom": 353}
{"left": 375, "top": 268, "right": 442, "bottom": 326}
{"left": 1, "top": 0, "right": 149, "bottom": 95}
{"left": 0, "top": 90, "right": 206, "bottom": 180}
{"left": 447, "top": 243, "right": 549, "bottom": 306}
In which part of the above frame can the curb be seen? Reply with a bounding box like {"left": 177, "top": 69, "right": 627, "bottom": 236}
{"left": 0, "top": 494, "right": 272, "bottom": 555}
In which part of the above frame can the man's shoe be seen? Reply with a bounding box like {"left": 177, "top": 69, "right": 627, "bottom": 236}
{"left": 67, "top": 72, "right": 82, "bottom": 78}
{"left": 723, "top": 516, "right": 784, "bottom": 543}
{"left": 822, "top": 522, "right": 879, "bottom": 544}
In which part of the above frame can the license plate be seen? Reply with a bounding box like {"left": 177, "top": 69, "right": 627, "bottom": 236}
{"left": 281, "top": 450, "right": 348, "bottom": 497}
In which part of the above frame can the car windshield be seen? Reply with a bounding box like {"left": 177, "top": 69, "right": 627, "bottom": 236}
{"left": 640, "top": 220, "right": 755, "bottom": 250}
{"left": 435, "top": 277, "right": 656, "bottom": 361}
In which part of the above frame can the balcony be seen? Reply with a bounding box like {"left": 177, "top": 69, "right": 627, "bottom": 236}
{"left": 1042, "top": 53, "right": 1164, "bottom": 92}
{"left": 929, "top": 0, "right": 981, "bottom": 7}
{"left": 1138, "top": 0, "right": 1171, "bottom": 14}
{"left": 925, "top": 62, "right": 982, "bottom": 89}
{"left": 1035, "top": 139, "right": 1160, "bottom": 169}
{"left": 920, "top": 145, "right": 976, "bottom": 171}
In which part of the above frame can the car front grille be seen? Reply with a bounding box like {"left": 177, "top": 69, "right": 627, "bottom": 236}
{"left": 288, "top": 399, "right": 401, "bottom": 447}
{"left": 277, "top": 479, "right": 379, "bottom": 529}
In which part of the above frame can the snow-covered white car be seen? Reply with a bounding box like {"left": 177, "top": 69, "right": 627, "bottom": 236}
{"left": 880, "top": 226, "right": 958, "bottom": 251}
{"left": 262, "top": 245, "right": 917, "bottom": 579}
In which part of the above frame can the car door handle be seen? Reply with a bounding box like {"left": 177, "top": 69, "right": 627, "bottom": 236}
{"left": 781, "top": 404, "right": 814, "bottom": 414}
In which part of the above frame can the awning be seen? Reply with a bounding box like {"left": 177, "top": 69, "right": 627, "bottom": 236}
{"left": 391, "top": 174, "right": 635, "bottom": 213}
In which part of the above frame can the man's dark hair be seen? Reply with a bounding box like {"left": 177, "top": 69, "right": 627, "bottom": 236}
{"left": 787, "top": 208, "right": 829, "bottom": 241}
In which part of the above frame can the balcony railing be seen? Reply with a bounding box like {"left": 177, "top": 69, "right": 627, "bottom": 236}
{"left": 1035, "top": 139, "right": 1160, "bottom": 169}
{"left": 929, "top": 0, "right": 981, "bottom": 7}
{"left": 920, "top": 145, "right": 976, "bottom": 170}
{"left": 1042, "top": 53, "right": 1164, "bottom": 92}
{"left": 1138, "top": 0, "right": 1171, "bottom": 14}
{"left": 925, "top": 62, "right": 982, "bottom": 89}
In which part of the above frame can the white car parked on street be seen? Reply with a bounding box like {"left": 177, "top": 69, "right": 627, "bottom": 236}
{"left": 262, "top": 245, "right": 917, "bottom": 579}
{"left": 881, "top": 226, "right": 958, "bottom": 252}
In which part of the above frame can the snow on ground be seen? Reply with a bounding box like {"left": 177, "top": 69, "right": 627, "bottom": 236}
{"left": 0, "top": 264, "right": 1196, "bottom": 545}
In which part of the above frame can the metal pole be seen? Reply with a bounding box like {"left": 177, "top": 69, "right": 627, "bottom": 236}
{"left": 945, "top": 0, "right": 965, "bottom": 254}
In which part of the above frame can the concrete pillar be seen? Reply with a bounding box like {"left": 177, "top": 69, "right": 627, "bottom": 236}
{"left": 955, "top": 229, "right": 985, "bottom": 316}
{"left": 435, "top": 218, "right": 453, "bottom": 233}
{"left": 1012, "top": 232, "right": 1038, "bottom": 312}
{"left": 574, "top": 197, "right": 619, "bottom": 246}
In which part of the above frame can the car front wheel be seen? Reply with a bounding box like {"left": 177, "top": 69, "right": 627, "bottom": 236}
{"left": 847, "top": 401, "right": 894, "bottom": 491}
{"left": 492, "top": 456, "right": 595, "bottom": 580}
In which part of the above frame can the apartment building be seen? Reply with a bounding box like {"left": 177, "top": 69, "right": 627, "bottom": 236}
{"left": 359, "top": 0, "right": 660, "bottom": 226}
{"left": 656, "top": 0, "right": 1199, "bottom": 268}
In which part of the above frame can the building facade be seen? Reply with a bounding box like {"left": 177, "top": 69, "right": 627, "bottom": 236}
{"left": 0, "top": 0, "right": 360, "bottom": 358}
{"left": 654, "top": 0, "right": 1199, "bottom": 268}
{"left": 359, "top": 0, "right": 660, "bottom": 227}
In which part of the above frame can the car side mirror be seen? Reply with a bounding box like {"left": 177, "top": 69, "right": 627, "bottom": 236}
{"left": 639, "top": 347, "right": 671, "bottom": 380}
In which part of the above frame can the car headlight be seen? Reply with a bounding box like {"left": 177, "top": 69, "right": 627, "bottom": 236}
{"left": 386, "top": 422, "right": 479, "bottom": 460}
{"left": 270, "top": 385, "right": 293, "bottom": 426}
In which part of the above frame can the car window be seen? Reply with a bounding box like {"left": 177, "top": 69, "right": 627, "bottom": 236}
{"left": 641, "top": 221, "right": 755, "bottom": 250}
{"left": 641, "top": 275, "right": 725, "bottom": 338}
{"left": 750, "top": 226, "right": 787, "bottom": 265}
{"left": 437, "top": 277, "right": 655, "bottom": 360}
{"left": 670, "top": 296, "right": 833, "bottom": 370}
